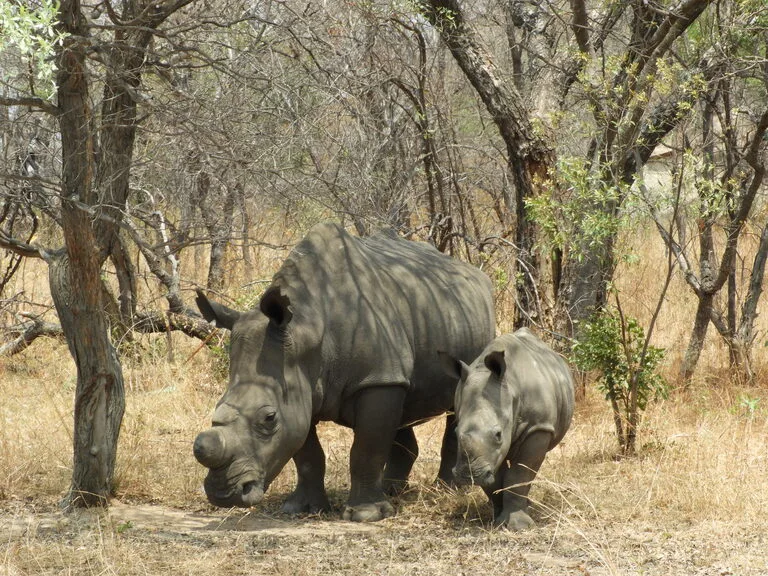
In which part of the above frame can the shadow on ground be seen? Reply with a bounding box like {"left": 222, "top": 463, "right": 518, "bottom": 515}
{"left": 110, "top": 501, "right": 379, "bottom": 536}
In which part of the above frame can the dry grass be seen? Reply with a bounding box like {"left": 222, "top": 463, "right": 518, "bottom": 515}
{"left": 2, "top": 226, "right": 768, "bottom": 575}
{"left": 2, "top": 335, "right": 768, "bottom": 575}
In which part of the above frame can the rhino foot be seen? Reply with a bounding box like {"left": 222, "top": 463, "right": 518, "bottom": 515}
{"left": 342, "top": 500, "right": 395, "bottom": 522}
{"left": 495, "top": 509, "right": 535, "bottom": 531}
{"left": 281, "top": 489, "right": 331, "bottom": 515}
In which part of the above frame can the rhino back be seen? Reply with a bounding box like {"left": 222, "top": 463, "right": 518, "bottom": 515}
{"left": 276, "top": 223, "right": 495, "bottom": 423}
{"left": 498, "top": 330, "right": 575, "bottom": 447}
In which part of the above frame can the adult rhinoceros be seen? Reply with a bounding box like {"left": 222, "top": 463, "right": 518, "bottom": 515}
{"left": 193, "top": 223, "right": 494, "bottom": 522}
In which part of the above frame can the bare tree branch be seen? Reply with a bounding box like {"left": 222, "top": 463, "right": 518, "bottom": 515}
{"left": 132, "top": 310, "right": 218, "bottom": 341}
{"left": 0, "top": 314, "right": 64, "bottom": 356}
{"left": 0, "top": 95, "right": 58, "bottom": 115}
{"left": 0, "top": 308, "right": 220, "bottom": 356}
{"left": 0, "top": 230, "right": 48, "bottom": 259}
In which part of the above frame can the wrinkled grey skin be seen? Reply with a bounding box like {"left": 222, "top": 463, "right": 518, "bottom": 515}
{"left": 193, "top": 223, "right": 494, "bottom": 522}
{"left": 441, "top": 329, "right": 574, "bottom": 530}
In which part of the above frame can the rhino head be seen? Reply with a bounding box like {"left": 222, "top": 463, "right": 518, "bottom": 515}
{"left": 192, "top": 288, "right": 315, "bottom": 508}
{"left": 441, "top": 350, "right": 514, "bottom": 489}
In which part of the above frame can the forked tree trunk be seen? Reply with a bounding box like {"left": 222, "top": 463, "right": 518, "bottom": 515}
{"left": 420, "top": 0, "right": 707, "bottom": 339}
{"left": 55, "top": 0, "right": 126, "bottom": 508}
{"left": 720, "top": 220, "right": 768, "bottom": 384}
{"left": 678, "top": 98, "right": 767, "bottom": 382}
{"left": 53, "top": 0, "right": 203, "bottom": 507}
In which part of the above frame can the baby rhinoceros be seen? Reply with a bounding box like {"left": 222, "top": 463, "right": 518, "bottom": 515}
{"left": 440, "top": 328, "right": 574, "bottom": 530}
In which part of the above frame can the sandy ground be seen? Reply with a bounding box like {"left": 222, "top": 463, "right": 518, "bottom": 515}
{"left": 2, "top": 496, "right": 767, "bottom": 576}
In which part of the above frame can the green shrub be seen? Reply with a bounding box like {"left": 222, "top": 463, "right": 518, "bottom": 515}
{"left": 572, "top": 308, "right": 667, "bottom": 454}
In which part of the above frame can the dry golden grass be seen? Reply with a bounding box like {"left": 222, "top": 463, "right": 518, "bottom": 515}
{"left": 3, "top": 335, "right": 768, "bottom": 574}
{"left": 2, "top": 225, "right": 768, "bottom": 575}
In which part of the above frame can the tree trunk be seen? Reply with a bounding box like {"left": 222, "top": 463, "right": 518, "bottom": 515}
{"left": 608, "top": 392, "right": 626, "bottom": 454}
{"left": 237, "top": 183, "right": 254, "bottom": 283}
{"left": 420, "top": 0, "right": 555, "bottom": 328}
{"left": 725, "top": 220, "right": 768, "bottom": 383}
{"left": 680, "top": 292, "right": 714, "bottom": 381}
{"left": 208, "top": 239, "right": 229, "bottom": 291}
{"left": 49, "top": 253, "right": 125, "bottom": 507}
{"left": 555, "top": 233, "right": 612, "bottom": 337}
{"left": 205, "top": 183, "right": 235, "bottom": 291}
{"left": 188, "top": 152, "right": 236, "bottom": 291}
{"left": 726, "top": 337, "right": 754, "bottom": 384}
{"left": 55, "top": 1, "right": 126, "bottom": 508}
{"left": 51, "top": 0, "right": 204, "bottom": 507}
{"left": 110, "top": 233, "right": 138, "bottom": 325}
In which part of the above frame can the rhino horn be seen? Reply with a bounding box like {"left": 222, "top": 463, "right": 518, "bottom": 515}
{"left": 193, "top": 428, "right": 229, "bottom": 469}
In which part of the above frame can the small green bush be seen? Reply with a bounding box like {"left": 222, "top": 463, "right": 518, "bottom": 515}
{"left": 572, "top": 308, "right": 667, "bottom": 454}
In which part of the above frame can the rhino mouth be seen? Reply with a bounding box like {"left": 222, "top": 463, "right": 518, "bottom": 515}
{"left": 240, "top": 480, "right": 265, "bottom": 506}
{"left": 452, "top": 463, "right": 496, "bottom": 488}
{"left": 204, "top": 469, "right": 266, "bottom": 508}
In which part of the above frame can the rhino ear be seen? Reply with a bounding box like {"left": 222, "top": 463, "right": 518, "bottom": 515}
{"left": 196, "top": 289, "right": 241, "bottom": 330}
{"left": 484, "top": 350, "right": 506, "bottom": 379}
{"left": 260, "top": 286, "right": 293, "bottom": 328}
{"left": 438, "top": 351, "right": 470, "bottom": 381}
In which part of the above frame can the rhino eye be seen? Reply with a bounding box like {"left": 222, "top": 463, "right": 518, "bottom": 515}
{"left": 252, "top": 407, "right": 279, "bottom": 436}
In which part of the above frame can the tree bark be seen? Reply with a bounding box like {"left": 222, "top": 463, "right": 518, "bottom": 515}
{"left": 110, "top": 233, "right": 138, "bottom": 325}
{"left": 49, "top": 252, "right": 126, "bottom": 507}
{"left": 680, "top": 293, "right": 713, "bottom": 382}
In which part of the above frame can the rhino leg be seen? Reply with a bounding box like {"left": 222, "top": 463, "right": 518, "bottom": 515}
{"left": 495, "top": 430, "right": 551, "bottom": 531}
{"left": 382, "top": 426, "right": 418, "bottom": 496}
{"left": 343, "top": 386, "right": 406, "bottom": 522}
{"left": 436, "top": 413, "right": 459, "bottom": 486}
{"left": 281, "top": 424, "right": 331, "bottom": 515}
